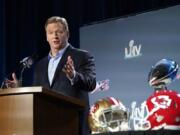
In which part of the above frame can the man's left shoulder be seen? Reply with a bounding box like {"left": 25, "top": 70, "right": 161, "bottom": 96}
{"left": 71, "top": 47, "right": 92, "bottom": 57}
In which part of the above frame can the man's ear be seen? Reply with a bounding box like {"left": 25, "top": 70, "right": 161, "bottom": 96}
{"left": 46, "top": 33, "right": 49, "bottom": 42}
{"left": 67, "top": 31, "right": 70, "bottom": 39}
{"left": 45, "top": 29, "right": 48, "bottom": 42}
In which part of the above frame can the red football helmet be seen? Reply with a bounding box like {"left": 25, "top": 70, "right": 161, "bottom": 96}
{"left": 134, "top": 90, "right": 180, "bottom": 130}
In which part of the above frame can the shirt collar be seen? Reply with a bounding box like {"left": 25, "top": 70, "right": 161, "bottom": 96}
{"left": 48, "top": 43, "right": 69, "bottom": 60}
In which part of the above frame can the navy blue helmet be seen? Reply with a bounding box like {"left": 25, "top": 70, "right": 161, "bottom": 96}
{"left": 148, "top": 59, "right": 178, "bottom": 87}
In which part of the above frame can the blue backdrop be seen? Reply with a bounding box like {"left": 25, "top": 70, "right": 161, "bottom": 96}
{"left": 80, "top": 5, "right": 180, "bottom": 108}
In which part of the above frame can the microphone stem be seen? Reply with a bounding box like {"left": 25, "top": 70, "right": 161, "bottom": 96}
{"left": 19, "top": 66, "right": 25, "bottom": 87}
{"left": 0, "top": 80, "right": 5, "bottom": 89}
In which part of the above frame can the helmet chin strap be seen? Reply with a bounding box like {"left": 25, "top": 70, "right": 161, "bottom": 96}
{"left": 152, "top": 81, "right": 168, "bottom": 91}
{"left": 153, "top": 84, "right": 167, "bottom": 91}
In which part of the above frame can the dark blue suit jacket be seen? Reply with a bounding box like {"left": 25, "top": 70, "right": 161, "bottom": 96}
{"left": 33, "top": 45, "right": 96, "bottom": 135}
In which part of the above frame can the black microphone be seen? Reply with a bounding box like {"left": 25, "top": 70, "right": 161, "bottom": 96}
{"left": 20, "top": 53, "right": 39, "bottom": 69}
{"left": 20, "top": 56, "right": 33, "bottom": 68}
{"left": 18, "top": 53, "right": 39, "bottom": 86}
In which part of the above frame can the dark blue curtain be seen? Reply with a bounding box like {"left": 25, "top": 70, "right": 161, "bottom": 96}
{"left": 0, "top": 0, "right": 6, "bottom": 83}
{"left": 0, "top": 0, "right": 180, "bottom": 86}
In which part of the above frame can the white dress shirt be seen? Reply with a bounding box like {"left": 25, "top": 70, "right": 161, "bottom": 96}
{"left": 48, "top": 44, "right": 69, "bottom": 86}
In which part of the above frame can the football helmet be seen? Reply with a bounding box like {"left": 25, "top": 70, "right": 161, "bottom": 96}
{"left": 148, "top": 59, "right": 178, "bottom": 89}
{"left": 88, "top": 97, "right": 129, "bottom": 134}
{"left": 133, "top": 90, "right": 180, "bottom": 130}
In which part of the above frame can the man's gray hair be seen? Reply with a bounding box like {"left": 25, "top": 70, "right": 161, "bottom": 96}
{"left": 45, "top": 16, "right": 69, "bottom": 32}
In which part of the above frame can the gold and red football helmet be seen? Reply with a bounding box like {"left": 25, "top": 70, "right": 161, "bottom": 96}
{"left": 88, "top": 97, "right": 129, "bottom": 134}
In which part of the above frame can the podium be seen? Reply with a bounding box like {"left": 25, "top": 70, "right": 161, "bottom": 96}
{"left": 0, "top": 87, "right": 86, "bottom": 135}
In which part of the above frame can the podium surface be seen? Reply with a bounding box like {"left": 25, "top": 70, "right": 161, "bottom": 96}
{"left": 0, "top": 87, "right": 86, "bottom": 135}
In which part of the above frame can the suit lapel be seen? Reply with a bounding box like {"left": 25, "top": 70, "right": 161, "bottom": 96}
{"left": 50, "top": 45, "right": 73, "bottom": 87}
{"left": 44, "top": 57, "right": 51, "bottom": 88}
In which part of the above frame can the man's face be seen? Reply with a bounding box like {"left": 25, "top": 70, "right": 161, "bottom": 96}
{"left": 46, "top": 22, "right": 69, "bottom": 51}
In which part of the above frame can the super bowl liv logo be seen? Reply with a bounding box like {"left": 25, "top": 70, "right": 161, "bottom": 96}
{"left": 124, "top": 40, "right": 142, "bottom": 59}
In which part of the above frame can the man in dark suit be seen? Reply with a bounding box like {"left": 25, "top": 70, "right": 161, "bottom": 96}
{"left": 5, "top": 16, "right": 96, "bottom": 135}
